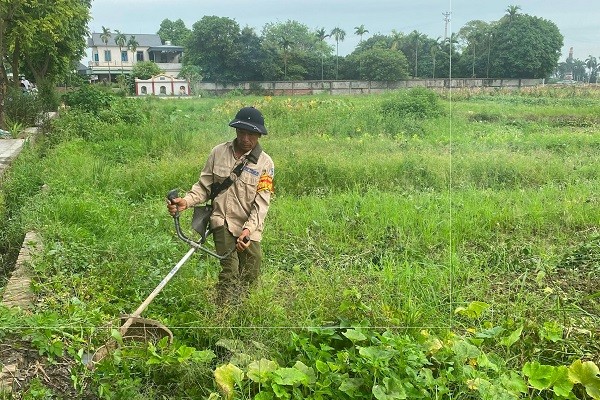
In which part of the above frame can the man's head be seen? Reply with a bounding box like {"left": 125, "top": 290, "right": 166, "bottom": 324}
{"left": 228, "top": 106, "right": 267, "bottom": 135}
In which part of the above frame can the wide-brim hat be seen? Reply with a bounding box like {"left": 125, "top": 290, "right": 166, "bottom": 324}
{"left": 228, "top": 106, "right": 267, "bottom": 135}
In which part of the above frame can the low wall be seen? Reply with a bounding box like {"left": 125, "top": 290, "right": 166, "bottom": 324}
{"left": 197, "top": 78, "right": 543, "bottom": 96}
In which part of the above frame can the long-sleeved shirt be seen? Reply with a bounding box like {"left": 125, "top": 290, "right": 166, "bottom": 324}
{"left": 182, "top": 140, "right": 274, "bottom": 241}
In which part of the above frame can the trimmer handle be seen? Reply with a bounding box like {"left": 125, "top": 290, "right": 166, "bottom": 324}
{"left": 167, "top": 189, "right": 179, "bottom": 204}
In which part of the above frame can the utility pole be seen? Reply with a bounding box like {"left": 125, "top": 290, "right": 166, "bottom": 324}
{"left": 443, "top": 12, "right": 451, "bottom": 41}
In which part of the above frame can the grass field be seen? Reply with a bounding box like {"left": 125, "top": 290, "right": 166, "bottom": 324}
{"left": 1, "top": 86, "right": 599, "bottom": 399}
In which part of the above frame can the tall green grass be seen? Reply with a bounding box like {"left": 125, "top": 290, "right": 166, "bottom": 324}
{"left": 1, "top": 87, "right": 599, "bottom": 398}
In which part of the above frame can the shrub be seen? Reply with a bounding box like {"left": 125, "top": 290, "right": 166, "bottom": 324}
{"left": 62, "top": 84, "right": 116, "bottom": 114}
{"left": 3, "top": 86, "right": 43, "bottom": 127}
{"left": 380, "top": 87, "right": 445, "bottom": 119}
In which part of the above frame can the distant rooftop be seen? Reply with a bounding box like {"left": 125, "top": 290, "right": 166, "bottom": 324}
{"left": 88, "top": 33, "right": 162, "bottom": 47}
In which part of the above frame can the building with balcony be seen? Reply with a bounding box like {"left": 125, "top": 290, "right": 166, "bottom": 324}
{"left": 87, "top": 33, "right": 184, "bottom": 82}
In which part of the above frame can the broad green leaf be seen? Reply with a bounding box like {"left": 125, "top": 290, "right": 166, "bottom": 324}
{"left": 477, "top": 352, "right": 499, "bottom": 372}
{"left": 372, "top": 377, "right": 407, "bottom": 400}
{"left": 214, "top": 363, "right": 244, "bottom": 400}
{"left": 454, "top": 301, "right": 490, "bottom": 319}
{"left": 253, "top": 391, "right": 274, "bottom": 400}
{"left": 191, "top": 349, "right": 216, "bottom": 364}
{"left": 568, "top": 360, "right": 600, "bottom": 399}
{"left": 338, "top": 377, "right": 364, "bottom": 394}
{"left": 452, "top": 340, "right": 481, "bottom": 362}
{"left": 551, "top": 366, "right": 574, "bottom": 398}
{"left": 358, "top": 346, "right": 395, "bottom": 362}
{"left": 475, "top": 326, "right": 505, "bottom": 339}
{"left": 500, "top": 371, "right": 528, "bottom": 395}
{"left": 293, "top": 361, "right": 316, "bottom": 385}
{"left": 315, "top": 360, "right": 329, "bottom": 373}
{"left": 343, "top": 329, "right": 368, "bottom": 342}
{"left": 247, "top": 358, "right": 279, "bottom": 383}
{"left": 523, "top": 361, "right": 555, "bottom": 390}
{"left": 271, "top": 383, "right": 287, "bottom": 398}
{"left": 110, "top": 328, "right": 123, "bottom": 346}
{"left": 539, "top": 321, "right": 563, "bottom": 343}
{"left": 499, "top": 325, "right": 523, "bottom": 348}
{"left": 176, "top": 345, "right": 195, "bottom": 362}
{"left": 273, "top": 367, "right": 309, "bottom": 386}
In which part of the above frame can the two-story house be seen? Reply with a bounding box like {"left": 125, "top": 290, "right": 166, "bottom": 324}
{"left": 87, "top": 33, "right": 184, "bottom": 82}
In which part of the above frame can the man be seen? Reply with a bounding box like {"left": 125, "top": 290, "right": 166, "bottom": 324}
{"left": 167, "top": 106, "right": 274, "bottom": 303}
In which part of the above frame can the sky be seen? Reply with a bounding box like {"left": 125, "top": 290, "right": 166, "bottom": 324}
{"left": 86, "top": 0, "right": 599, "bottom": 63}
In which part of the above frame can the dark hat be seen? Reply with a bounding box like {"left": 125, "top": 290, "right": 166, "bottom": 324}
{"left": 228, "top": 106, "right": 267, "bottom": 135}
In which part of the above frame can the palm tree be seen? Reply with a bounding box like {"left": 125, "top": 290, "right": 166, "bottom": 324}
{"left": 410, "top": 31, "right": 425, "bottom": 78}
{"left": 585, "top": 55, "right": 597, "bottom": 83}
{"left": 279, "top": 37, "right": 293, "bottom": 80}
{"left": 354, "top": 24, "right": 368, "bottom": 43}
{"left": 100, "top": 26, "right": 112, "bottom": 82}
{"left": 330, "top": 27, "right": 346, "bottom": 79}
{"left": 114, "top": 30, "right": 127, "bottom": 74}
{"left": 430, "top": 37, "right": 441, "bottom": 79}
{"left": 127, "top": 35, "right": 139, "bottom": 66}
{"left": 390, "top": 30, "right": 404, "bottom": 51}
{"left": 505, "top": 5, "right": 521, "bottom": 23}
{"left": 315, "top": 28, "right": 330, "bottom": 81}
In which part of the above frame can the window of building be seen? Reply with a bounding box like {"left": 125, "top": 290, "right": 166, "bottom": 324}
{"left": 136, "top": 51, "right": 144, "bottom": 61}
{"left": 141, "top": 86, "right": 147, "bottom": 94}
{"left": 159, "top": 86, "right": 167, "bottom": 95}
{"left": 93, "top": 53, "right": 99, "bottom": 62}
{"left": 104, "top": 50, "right": 111, "bottom": 62}
{"left": 121, "top": 51, "right": 128, "bottom": 62}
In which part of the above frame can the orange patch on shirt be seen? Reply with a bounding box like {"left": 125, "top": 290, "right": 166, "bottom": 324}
{"left": 257, "top": 173, "right": 274, "bottom": 193}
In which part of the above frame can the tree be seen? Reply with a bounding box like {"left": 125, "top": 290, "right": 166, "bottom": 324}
{"left": 389, "top": 30, "right": 404, "bottom": 51}
{"left": 127, "top": 35, "right": 139, "bottom": 65}
{"left": 279, "top": 37, "right": 293, "bottom": 79}
{"left": 237, "top": 26, "right": 264, "bottom": 81}
{"left": 0, "top": 0, "right": 91, "bottom": 125}
{"left": 114, "top": 30, "right": 127, "bottom": 74}
{"left": 457, "top": 20, "right": 489, "bottom": 78}
{"left": 504, "top": 5, "right": 521, "bottom": 23}
{"left": 157, "top": 18, "right": 191, "bottom": 46}
{"left": 178, "top": 64, "right": 202, "bottom": 93}
{"left": 131, "top": 60, "right": 163, "bottom": 80}
{"left": 187, "top": 16, "right": 241, "bottom": 82}
{"left": 585, "top": 55, "right": 597, "bottom": 83}
{"left": 356, "top": 48, "right": 409, "bottom": 81}
{"left": 330, "top": 27, "right": 346, "bottom": 79}
{"left": 315, "top": 27, "right": 331, "bottom": 80}
{"left": 354, "top": 24, "right": 369, "bottom": 43}
{"left": 488, "top": 13, "right": 563, "bottom": 78}
{"left": 100, "top": 26, "right": 112, "bottom": 82}
{"left": 430, "top": 37, "right": 441, "bottom": 79}
{"left": 260, "top": 20, "right": 319, "bottom": 80}
{"left": 407, "top": 30, "right": 426, "bottom": 77}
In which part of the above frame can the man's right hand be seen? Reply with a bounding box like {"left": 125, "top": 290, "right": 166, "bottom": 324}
{"left": 167, "top": 197, "right": 188, "bottom": 216}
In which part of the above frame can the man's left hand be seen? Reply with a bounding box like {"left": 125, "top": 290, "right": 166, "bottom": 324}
{"left": 236, "top": 229, "right": 251, "bottom": 252}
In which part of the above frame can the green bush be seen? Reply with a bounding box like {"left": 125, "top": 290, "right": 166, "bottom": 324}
{"left": 62, "top": 84, "right": 117, "bottom": 114}
{"left": 97, "top": 98, "right": 148, "bottom": 124}
{"left": 37, "top": 79, "right": 61, "bottom": 112}
{"left": 380, "top": 87, "right": 445, "bottom": 119}
{"left": 3, "top": 86, "right": 43, "bottom": 127}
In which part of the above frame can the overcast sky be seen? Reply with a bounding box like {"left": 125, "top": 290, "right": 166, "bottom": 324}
{"left": 86, "top": 0, "right": 599, "bottom": 62}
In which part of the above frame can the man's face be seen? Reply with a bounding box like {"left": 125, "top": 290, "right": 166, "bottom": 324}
{"left": 236, "top": 128, "right": 261, "bottom": 152}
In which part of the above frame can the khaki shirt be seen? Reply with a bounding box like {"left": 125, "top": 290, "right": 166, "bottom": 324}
{"left": 182, "top": 140, "right": 274, "bottom": 241}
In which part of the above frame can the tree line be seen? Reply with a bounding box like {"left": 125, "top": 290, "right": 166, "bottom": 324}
{"left": 155, "top": 5, "right": 568, "bottom": 85}
{"left": 0, "top": 2, "right": 595, "bottom": 130}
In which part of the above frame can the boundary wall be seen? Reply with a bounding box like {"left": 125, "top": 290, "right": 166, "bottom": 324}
{"left": 197, "top": 78, "right": 544, "bottom": 96}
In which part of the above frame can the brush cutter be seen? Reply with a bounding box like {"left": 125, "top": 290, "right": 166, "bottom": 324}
{"left": 85, "top": 189, "right": 246, "bottom": 367}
